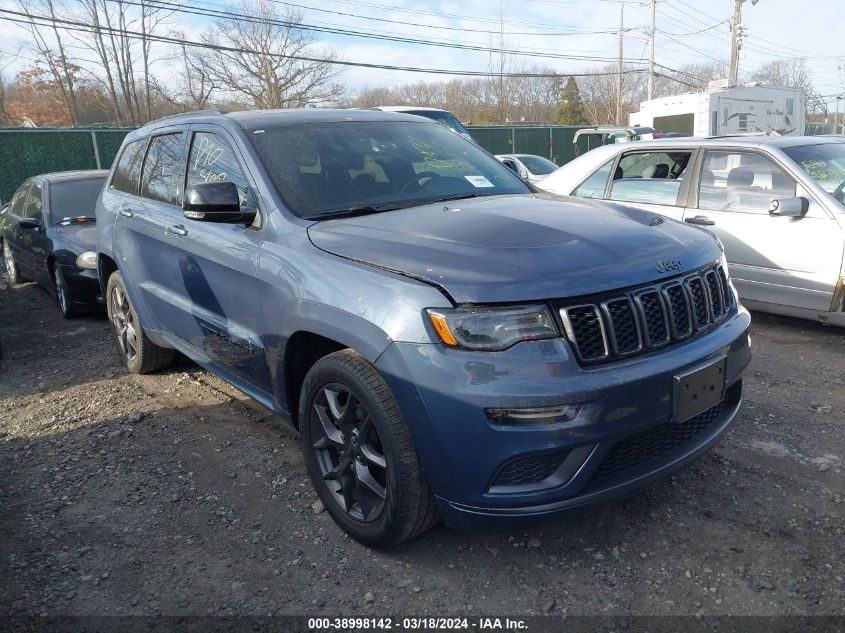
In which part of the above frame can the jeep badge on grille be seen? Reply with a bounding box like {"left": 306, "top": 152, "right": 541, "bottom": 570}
{"left": 656, "top": 259, "right": 682, "bottom": 273}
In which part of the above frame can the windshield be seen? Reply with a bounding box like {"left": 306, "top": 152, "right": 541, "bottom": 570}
{"left": 49, "top": 178, "right": 106, "bottom": 224}
{"left": 782, "top": 143, "right": 845, "bottom": 209}
{"left": 401, "top": 110, "right": 472, "bottom": 138}
{"left": 517, "top": 155, "right": 558, "bottom": 175}
{"left": 249, "top": 121, "right": 529, "bottom": 219}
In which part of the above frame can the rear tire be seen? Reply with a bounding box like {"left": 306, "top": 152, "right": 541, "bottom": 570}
{"left": 106, "top": 271, "right": 175, "bottom": 374}
{"left": 52, "top": 263, "right": 78, "bottom": 319}
{"left": 3, "top": 240, "right": 22, "bottom": 285}
{"left": 299, "top": 349, "right": 438, "bottom": 547}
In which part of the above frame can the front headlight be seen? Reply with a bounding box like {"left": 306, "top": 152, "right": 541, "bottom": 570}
{"left": 76, "top": 251, "right": 97, "bottom": 269}
{"left": 426, "top": 305, "right": 559, "bottom": 351}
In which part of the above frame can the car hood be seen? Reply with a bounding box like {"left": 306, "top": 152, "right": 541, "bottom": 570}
{"left": 307, "top": 194, "right": 720, "bottom": 304}
{"left": 53, "top": 224, "right": 97, "bottom": 252}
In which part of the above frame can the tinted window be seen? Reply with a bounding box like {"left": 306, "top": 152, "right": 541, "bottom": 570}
{"left": 249, "top": 121, "right": 529, "bottom": 218}
{"left": 573, "top": 159, "right": 613, "bottom": 198}
{"left": 49, "top": 178, "right": 106, "bottom": 223}
{"left": 403, "top": 110, "right": 470, "bottom": 136}
{"left": 111, "top": 139, "right": 146, "bottom": 194}
{"left": 9, "top": 182, "right": 30, "bottom": 216}
{"left": 24, "top": 182, "right": 44, "bottom": 219}
{"left": 187, "top": 132, "right": 255, "bottom": 210}
{"left": 699, "top": 151, "right": 796, "bottom": 214}
{"left": 141, "top": 133, "right": 185, "bottom": 205}
{"left": 608, "top": 151, "right": 691, "bottom": 206}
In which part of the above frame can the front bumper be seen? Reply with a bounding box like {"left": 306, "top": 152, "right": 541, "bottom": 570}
{"left": 60, "top": 264, "right": 103, "bottom": 309}
{"left": 375, "top": 306, "right": 751, "bottom": 528}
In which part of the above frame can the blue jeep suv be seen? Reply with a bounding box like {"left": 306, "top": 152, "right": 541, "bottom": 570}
{"left": 96, "top": 109, "right": 751, "bottom": 546}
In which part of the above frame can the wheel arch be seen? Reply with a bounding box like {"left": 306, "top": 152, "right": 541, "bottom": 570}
{"left": 97, "top": 253, "right": 119, "bottom": 294}
{"left": 278, "top": 304, "right": 395, "bottom": 428}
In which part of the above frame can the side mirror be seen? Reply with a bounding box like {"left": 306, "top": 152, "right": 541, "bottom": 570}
{"left": 18, "top": 217, "right": 41, "bottom": 230}
{"left": 183, "top": 181, "right": 255, "bottom": 224}
{"left": 769, "top": 196, "right": 809, "bottom": 217}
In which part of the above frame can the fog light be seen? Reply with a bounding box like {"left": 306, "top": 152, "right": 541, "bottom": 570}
{"left": 486, "top": 404, "right": 580, "bottom": 427}
{"left": 76, "top": 251, "right": 97, "bottom": 269}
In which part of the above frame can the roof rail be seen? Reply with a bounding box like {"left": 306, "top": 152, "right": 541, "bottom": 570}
{"left": 147, "top": 109, "right": 228, "bottom": 124}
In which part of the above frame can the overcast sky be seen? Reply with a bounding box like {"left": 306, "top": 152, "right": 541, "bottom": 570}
{"left": 0, "top": 0, "right": 842, "bottom": 109}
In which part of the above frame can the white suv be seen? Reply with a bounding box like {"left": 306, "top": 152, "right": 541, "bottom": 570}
{"left": 538, "top": 137, "right": 845, "bottom": 326}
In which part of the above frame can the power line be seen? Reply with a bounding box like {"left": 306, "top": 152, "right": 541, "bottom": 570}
{"left": 118, "top": 0, "right": 648, "bottom": 65}
{"left": 0, "top": 7, "right": 652, "bottom": 79}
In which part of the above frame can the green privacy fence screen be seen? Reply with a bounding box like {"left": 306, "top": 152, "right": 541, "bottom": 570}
{"left": 0, "top": 124, "right": 591, "bottom": 203}
{"left": 0, "top": 128, "right": 134, "bottom": 204}
{"left": 467, "top": 125, "right": 589, "bottom": 166}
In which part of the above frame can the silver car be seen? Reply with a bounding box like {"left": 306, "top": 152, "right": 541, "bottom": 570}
{"left": 538, "top": 137, "right": 845, "bottom": 326}
{"left": 495, "top": 154, "right": 559, "bottom": 184}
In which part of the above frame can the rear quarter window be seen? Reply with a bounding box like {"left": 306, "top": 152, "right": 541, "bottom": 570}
{"left": 111, "top": 139, "right": 146, "bottom": 195}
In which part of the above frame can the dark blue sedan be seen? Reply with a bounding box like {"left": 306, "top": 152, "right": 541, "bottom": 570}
{"left": 1, "top": 170, "right": 107, "bottom": 317}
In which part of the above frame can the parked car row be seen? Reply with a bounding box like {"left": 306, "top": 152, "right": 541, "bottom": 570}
{"left": 3, "top": 108, "right": 753, "bottom": 548}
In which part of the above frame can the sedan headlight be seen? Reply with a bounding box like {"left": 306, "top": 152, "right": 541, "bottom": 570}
{"left": 76, "top": 251, "right": 97, "bottom": 269}
{"left": 426, "top": 305, "right": 558, "bottom": 351}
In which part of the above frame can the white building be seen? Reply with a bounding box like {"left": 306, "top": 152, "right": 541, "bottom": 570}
{"left": 629, "top": 81, "right": 804, "bottom": 137}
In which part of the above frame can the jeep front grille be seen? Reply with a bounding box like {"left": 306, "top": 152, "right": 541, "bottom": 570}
{"left": 559, "top": 264, "right": 732, "bottom": 365}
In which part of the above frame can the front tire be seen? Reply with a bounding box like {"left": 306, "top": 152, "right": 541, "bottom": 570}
{"left": 299, "top": 350, "right": 438, "bottom": 547}
{"left": 3, "top": 240, "right": 22, "bottom": 284}
{"left": 52, "top": 263, "right": 77, "bottom": 319}
{"left": 106, "top": 271, "right": 175, "bottom": 374}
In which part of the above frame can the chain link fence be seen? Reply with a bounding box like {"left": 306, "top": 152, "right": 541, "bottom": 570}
{"left": 0, "top": 128, "right": 134, "bottom": 204}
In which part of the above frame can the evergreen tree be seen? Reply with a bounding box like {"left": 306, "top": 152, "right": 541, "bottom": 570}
{"left": 555, "top": 76, "right": 589, "bottom": 125}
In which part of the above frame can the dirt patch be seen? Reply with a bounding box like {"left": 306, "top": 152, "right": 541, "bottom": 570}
{"left": 1, "top": 277, "right": 843, "bottom": 616}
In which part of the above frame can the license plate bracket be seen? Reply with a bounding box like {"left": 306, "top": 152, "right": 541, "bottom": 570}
{"left": 673, "top": 356, "right": 727, "bottom": 422}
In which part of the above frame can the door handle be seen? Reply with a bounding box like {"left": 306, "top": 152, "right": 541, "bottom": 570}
{"left": 118, "top": 208, "right": 135, "bottom": 218}
{"left": 166, "top": 225, "right": 188, "bottom": 237}
{"left": 685, "top": 215, "right": 715, "bottom": 226}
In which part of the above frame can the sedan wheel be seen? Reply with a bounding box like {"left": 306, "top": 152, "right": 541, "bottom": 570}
{"left": 3, "top": 241, "right": 22, "bottom": 284}
{"left": 53, "top": 264, "right": 76, "bottom": 318}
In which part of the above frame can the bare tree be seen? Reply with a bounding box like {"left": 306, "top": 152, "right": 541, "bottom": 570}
{"left": 749, "top": 58, "right": 824, "bottom": 114}
{"left": 196, "top": 1, "right": 343, "bottom": 109}
{"left": 174, "top": 34, "right": 218, "bottom": 111}
{"left": 17, "top": 0, "right": 79, "bottom": 125}
{"left": 66, "top": 0, "right": 171, "bottom": 125}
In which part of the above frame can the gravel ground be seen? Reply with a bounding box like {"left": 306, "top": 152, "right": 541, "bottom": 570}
{"left": 0, "top": 274, "right": 843, "bottom": 618}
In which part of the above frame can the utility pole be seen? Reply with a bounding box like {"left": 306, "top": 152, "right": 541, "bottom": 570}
{"left": 616, "top": 4, "right": 624, "bottom": 124}
{"left": 647, "top": 0, "right": 656, "bottom": 101}
{"left": 729, "top": 0, "right": 742, "bottom": 84}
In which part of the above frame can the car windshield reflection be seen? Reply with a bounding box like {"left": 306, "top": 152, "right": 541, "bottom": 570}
{"left": 248, "top": 121, "right": 530, "bottom": 219}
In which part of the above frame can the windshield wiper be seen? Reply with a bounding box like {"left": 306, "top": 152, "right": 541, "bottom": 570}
{"left": 304, "top": 204, "right": 405, "bottom": 221}
{"left": 58, "top": 216, "right": 96, "bottom": 225}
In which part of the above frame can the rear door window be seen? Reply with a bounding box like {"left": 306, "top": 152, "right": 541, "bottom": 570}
{"left": 609, "top": 151, "right": 692, "bottom": 206}
{"left": 140, "top": 133, "right": 186, "bottom": 206}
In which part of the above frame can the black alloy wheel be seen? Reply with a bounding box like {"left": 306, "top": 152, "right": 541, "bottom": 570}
{"left": 300, "top": 350, "right": 438, "bottom": 547}
{"left": 310, "top": 383, "right": 388, "bottom": 522}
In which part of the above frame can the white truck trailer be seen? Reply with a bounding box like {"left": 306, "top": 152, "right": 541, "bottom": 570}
{"left": 629, "top": 81, "right": 804, "bottom": 137}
